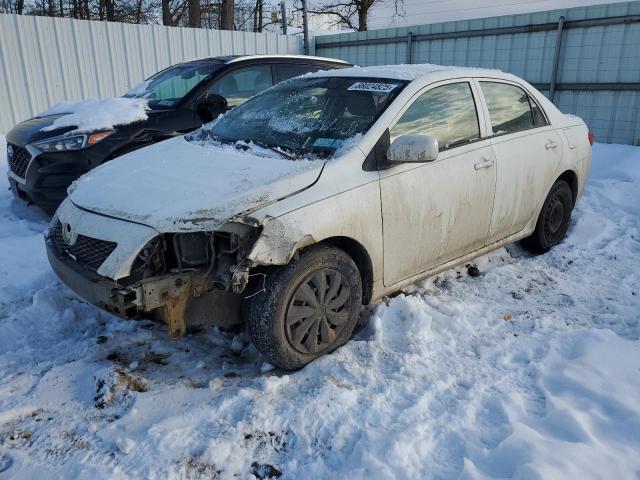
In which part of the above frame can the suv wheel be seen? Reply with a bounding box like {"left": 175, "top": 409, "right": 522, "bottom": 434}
{"left": 522, "top": 179, "right": 573, "bottom": 253}
{"left": 246, "top": 245, "right": 362, "bottom": 370}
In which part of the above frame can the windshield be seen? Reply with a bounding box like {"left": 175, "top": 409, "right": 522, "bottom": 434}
{"left": 124, "top": 61, "right": 223, "bottom": 109}
{"left": 188, "top": 76, "right": 406, "bottom": 159}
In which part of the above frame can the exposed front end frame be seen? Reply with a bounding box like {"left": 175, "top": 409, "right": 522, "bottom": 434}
{"left": 46, "top": 216, "right": 263, "bottom": 338}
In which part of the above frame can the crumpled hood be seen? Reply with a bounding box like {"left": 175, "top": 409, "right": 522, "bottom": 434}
{"left": 68, "top": 136, "right": 324, "bottom": 231}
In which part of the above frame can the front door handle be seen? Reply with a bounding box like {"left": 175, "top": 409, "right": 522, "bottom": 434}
{"left": 545, "top": 140, "right": 559, "bottom": 150}
{"left": 474, "top": 158, "right": 494, "bottom": 170}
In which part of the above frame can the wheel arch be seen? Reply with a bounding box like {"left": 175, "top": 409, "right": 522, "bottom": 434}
{"left": 314, "top": 236, "right": 374, "bottom": 305}
{"left": 557, "top": 169, "right": 579, "bottom": 206}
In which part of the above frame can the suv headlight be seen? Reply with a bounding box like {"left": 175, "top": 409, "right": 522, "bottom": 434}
{"left": 32, "top": 130, "right": 113, "bottom": 153}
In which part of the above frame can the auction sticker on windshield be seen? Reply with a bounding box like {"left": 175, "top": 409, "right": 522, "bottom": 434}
{"left": 348, "top": 82, "right": 398, "bottom": 93}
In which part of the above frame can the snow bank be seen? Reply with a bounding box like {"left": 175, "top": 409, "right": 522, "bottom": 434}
{"left": 0, "top": 138, "right": 639, "bottom": 478}
{"left": 38, "top": 98, "right": 149, "bottom": 133}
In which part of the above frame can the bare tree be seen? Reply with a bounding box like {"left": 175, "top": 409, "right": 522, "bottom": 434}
{"left": 219, "top": 0, "right": 233, "bottom": 29}
{"left": 162, "top": 0, "right": 172, "bottom": 24}
{"left": 162, "top": 0, "right": 190, "bottom": 26}
{"left": 2, "top": 0, "right": 285, "bottom": 32}
{"left": 1, "top": 0, "right": 25, "bottom": 13}
{"left": 105, "top": 0, "right": 114, "bottom": 19}
{"left": 252, "top": 0, "right": 262, "bottom": 31}
{"left": 299, "top": 0, "right": 404, "bottom": 31}
{"left": 187, "top": 0, "right": 200, "bottom": 26}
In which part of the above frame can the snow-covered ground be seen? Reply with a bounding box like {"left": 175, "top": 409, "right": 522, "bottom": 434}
{"left": 0, "top": 135, "right": 638, "bottom": 479}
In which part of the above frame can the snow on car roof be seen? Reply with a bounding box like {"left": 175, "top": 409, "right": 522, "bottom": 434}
{"left": 307, "top": 63, "right": 504, "bottom": 82}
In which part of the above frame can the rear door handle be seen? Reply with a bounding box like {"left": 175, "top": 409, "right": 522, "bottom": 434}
{"left": 545, "top": 140, "right": 558, "bottom": 150}
{"left": 474, "top": 158, "right": 494, "bottom": 170}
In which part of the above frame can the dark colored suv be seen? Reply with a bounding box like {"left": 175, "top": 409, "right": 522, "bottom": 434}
{"left": 6, "top": 54, "right": 349, "bottom": 214}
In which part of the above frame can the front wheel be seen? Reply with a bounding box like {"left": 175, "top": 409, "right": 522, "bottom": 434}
{"left": 246, "top": 245, "right": 362, "bottom": 370}
{"left": 522, "top": 179, "right": 573, "bottom": 253}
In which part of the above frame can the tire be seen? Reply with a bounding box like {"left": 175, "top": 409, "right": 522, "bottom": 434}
{"left": 246, "top": 245, "right": 363, "bottom": 370}
{"left": 522, "top": 179, "right": 573, "bottom": 254}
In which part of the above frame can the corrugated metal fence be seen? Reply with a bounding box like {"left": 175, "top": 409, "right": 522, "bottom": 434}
{"left": 314, "top": 1, "right": 640, "bottom": 145}
{"left": 0, "top": 14, "right": 303, "bottom": 133}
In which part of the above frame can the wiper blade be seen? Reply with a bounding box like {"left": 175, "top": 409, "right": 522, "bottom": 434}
{"left": 238, "top": 139, "right": 297, "bottom": 160}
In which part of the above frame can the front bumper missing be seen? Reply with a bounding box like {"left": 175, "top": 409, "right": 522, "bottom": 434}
{"left": 46, "top": 238, "right": 206, "bottom": 338}
{"left": 137, "top": 272, "right": 206, "bottom": 338}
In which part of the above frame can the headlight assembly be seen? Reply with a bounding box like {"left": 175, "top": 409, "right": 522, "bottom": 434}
{"left": 31, "top": 130, "right": 114, "bottom": 153}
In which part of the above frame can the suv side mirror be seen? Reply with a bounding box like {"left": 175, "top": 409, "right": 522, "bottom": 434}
{"left": 387, "top": 134, "right": 439, "bottom": 164}
{"left": 196, "top": 93, "right": 228, "bottom": 123}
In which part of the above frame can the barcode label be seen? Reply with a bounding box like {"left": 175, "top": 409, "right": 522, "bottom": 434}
{"left": 347, "top": 82, "right": 398, "bottom": 93}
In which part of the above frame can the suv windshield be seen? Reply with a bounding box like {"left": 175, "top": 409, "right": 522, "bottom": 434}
{"left": 124, "top": 61, "right": 223, "bottom": 109}
{"left": 188, "top": 76, "right": 406, "bottom": 158}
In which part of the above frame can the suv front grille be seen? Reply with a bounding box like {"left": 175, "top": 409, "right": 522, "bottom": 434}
{"left": 8, "top": 143, "right": 31, "bottom": 178}
{"left": 53, "top": 221, "right": 117, "bottom": 272}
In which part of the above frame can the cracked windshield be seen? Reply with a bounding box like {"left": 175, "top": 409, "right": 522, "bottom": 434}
{"left": 189, "top": 76, "right": 407, "bottom": 159}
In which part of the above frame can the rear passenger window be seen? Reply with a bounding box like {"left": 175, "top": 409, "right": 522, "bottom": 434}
{"left": 278, "top": 65, "right": 319, "bottom": 81}
{"left": 390, "top": 82, "right": 480, "bottom": 151}
{"left": 530, "top": 97, "right": 548, "bottom": 127}
{"left": 208, "top": 66, "right": 273, "bottom": 107}
{"left": 480, "top": 81, "right": 547, "bottom": 135}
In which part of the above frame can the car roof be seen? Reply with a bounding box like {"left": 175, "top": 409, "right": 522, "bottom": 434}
{"left": 306, "top": 63, "right": 515, "bottom": 83}
{"left": 177, "top": 54, "right": 350, "bottom": 66}
{"left": 224, "top": 54, "right": 349, "bottom": 65}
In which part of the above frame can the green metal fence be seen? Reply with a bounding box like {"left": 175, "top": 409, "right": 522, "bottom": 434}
{"left": 314, "top": 1, "right": 640, "bottom": 145}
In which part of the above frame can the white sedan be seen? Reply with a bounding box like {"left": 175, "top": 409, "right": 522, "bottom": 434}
{"left": 46, "top": 64, "right": 592, "bottom": 369}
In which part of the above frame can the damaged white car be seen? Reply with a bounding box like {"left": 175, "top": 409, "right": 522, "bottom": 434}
{"left": 46, "top": 64, "right": 592, "bottom": 369}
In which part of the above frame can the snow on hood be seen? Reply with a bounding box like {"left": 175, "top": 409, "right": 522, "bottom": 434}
{"left": 68, "top": 136, "right": 323, "bottom": 231}
{"left": 38, "top": 97, "right": 149, "bottom": 133}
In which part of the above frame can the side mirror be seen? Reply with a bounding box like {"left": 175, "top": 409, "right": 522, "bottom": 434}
{"left": 386, "top": 134, "right": 439, "bottom": 164}
{"left": 197, "top": 93, "right": 228, "bottom": 123}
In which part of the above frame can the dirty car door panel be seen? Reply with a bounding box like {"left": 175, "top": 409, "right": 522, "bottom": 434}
{"left": 380, "top": 81, "right": 496, "bottom": 286}
{"left": 478, "top": 80, "right": 563, "bottom": 243}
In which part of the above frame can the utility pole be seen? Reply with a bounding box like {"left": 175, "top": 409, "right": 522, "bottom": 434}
{"left": 301, "top": 0, "right": 309, "bottom": 54}
{"left": 280, "top": 1, "right": 287, "bottom": 35}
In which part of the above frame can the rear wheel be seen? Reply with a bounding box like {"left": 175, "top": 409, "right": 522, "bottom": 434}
{"left": 522, "top": 179, "right": 573, "bottom": 253}
{"left": 246, "top": 245, "right": 362, "bottom": 370}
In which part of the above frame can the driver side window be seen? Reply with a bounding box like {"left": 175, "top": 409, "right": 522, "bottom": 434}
{"left": 208, "top": 66, "right": 273, "bottom": 107}
{"left": 390, "top": 82, "right": 480, "bottom": 151}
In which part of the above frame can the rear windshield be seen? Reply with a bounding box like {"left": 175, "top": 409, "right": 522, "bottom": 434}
{"left": 188, "top": 76, "right": 407, "bottom": 159}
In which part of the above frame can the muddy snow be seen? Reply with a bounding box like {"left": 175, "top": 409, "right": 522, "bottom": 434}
{"left": 0, "top": 135, "right": 638, "bottom": 479}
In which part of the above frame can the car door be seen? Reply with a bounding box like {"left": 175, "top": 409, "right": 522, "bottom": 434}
{"left": 379, "top": 80, "right": 497, "bottom": 286}
{"left": 475, "top": 80, "right": 563, "bottom": 243}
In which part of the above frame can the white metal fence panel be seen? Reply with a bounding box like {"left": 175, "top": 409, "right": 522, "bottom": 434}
{"left": 0, "top": 14, "right": 303, "bottom": 133}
